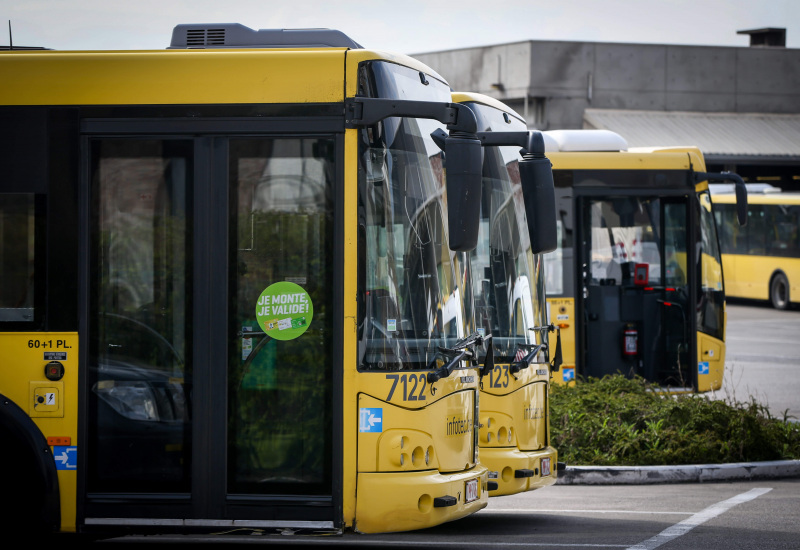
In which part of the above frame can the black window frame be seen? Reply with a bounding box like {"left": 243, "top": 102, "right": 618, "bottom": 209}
{"left": 78, "top": 107, "right": 346, "bottom": 527}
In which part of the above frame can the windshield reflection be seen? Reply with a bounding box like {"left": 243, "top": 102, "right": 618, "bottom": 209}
{"left": 357, "top": 62, "right": 469, "bottom": 371}
{"left": 467, "top": 106, "right": 547, "bottom": 363}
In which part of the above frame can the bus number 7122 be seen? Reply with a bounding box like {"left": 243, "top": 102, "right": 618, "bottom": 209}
{"left": 385, "top": 373, "right": 427, "bottom": 401}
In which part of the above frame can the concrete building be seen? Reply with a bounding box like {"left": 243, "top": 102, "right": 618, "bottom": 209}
{"left": 414, "top": 28, "right": 800, "bottom": 189}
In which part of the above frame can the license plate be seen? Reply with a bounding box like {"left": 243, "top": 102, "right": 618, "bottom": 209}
{"left": 541, "top": 457, "right": 552, "bottom": 476}
{"left": 465, "top": 478, "right": 478, "bottom": 503}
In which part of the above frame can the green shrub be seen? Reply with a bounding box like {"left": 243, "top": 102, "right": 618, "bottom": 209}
{"left": 550, "top": 375, "right": 800, "bottom": 466}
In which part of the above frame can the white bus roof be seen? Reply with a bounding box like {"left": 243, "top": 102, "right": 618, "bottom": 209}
{"left": 542, "top": 129, "right": 628, "bottom": 153}
{"left": 709, "top": 183, "right": 782, "bottom": 195}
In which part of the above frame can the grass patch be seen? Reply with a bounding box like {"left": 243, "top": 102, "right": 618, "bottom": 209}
{"left": 550, "top": 375, "right": 800, "bottom": 466}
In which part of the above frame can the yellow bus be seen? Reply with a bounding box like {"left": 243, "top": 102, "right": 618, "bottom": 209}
{"left": 0, "top": 23, "right": 555, "bottom": 535}
{"left": 541, "top": 130, "right": 745, "bottom": 392}
{"left": 451, "top": 93, "right": 560, "bottom": 496}
{"left": 711, "top": 184, "right": 800, "bottom": 309}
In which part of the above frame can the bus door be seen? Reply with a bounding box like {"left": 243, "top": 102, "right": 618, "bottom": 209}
{"left": 85, "top": 126, "right": 339, "bottom": 528}
{"left": 577, "top": 193, "right": 695, "bottom": 388}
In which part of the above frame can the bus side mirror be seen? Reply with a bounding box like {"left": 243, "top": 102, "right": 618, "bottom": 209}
{"left": 735, "top": 180, "right": 748, "bottom": 226}
{"left": 519, "top": 132, "right": 557, "bottom": 254}
{"left": 694, "top": 171, "right": 748, "bottom": 226}
{"left": 444, "top": 133, "right": 483, "bottom": 252}
{"left": 479, "top": 335, "right": 494, "bottom": 379}
{"left": 550, "top": 327, "right": 563, "bottom": 373}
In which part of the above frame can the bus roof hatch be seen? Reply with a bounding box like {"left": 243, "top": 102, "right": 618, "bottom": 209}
{"left": 169, "top": 23, "right": 363, "bottom": 49}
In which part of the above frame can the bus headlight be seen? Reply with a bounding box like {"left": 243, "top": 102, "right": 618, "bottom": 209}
{"left": 94, "top": 380, "right": 160, "bottom": 421}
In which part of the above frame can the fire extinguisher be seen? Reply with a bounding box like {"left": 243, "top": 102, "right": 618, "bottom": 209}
{"left": 623, "top": 324, "right": 638, "bottom": 357}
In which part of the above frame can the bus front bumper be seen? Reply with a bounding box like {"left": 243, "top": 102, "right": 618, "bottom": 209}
{"left": 354, "top": 465, "right": 488, "bottom": 533}
{"left": 480, "top": 445, "right": 558, "bottom": 496}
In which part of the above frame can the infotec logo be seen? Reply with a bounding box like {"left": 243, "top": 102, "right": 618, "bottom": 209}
{"left": 446, "top": 415, "right": 472, "bottom": 436}
{"left": 524, "top": 405, "right": 544, "bottom": 420}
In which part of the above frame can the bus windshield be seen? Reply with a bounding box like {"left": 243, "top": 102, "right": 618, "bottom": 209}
{"left": 357, "top": 61, "right": 470, "bottom": 371}
{"left": 697, "top": 190, "right": 724, "bottom": 339}
{"left": 587, "top": 198, "right": 666, "bottom": 286}
{"left": 469, "top": 111, "right": 546, "bottom": 361}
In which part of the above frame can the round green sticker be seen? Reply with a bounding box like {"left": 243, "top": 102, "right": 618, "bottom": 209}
{"left": 255, "top": 281, "right": 313, "bottom": 341}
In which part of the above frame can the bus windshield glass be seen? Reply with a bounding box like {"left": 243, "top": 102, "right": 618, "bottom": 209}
{"left": 697, "top": 190, "right": 724, "bottom": 339}
{"left": 588, "top": 198, "right": 664, "bottom": 286}
{"left": 357, "top": 61, "right": 470, "bottom": 371}
{"left": 468, "top": 106, "right": 546, "bottom": 361}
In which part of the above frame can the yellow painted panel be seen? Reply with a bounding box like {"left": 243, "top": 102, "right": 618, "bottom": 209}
{"left": 355, "top": 466, "right": 487, "bottom": 533}
{"left": 0, "top": 332, "right": 78, "bottom": 532}
{"left": 357, "top": 390, "right": 475, "bottom": 473}
{"left": 0, "top": 49, "right": 347, "bottom": 105}
{"left": 451, "top": 92, "right": 525, "bottom": 122}
{"left": 722, "top": 254, "right": 800, "bottom": 302}
{"left": 548, "top": 151, "right": 694, "bottom": 171}
{"left": 697, "top": 331, "right": 725, "bottom": 392}
{"left": 341, "top": 127, "right": 359, "bottom": 529}
{"left": 480, "top": 446, "right": 557, "bottom": 496}
{"left": 713, "top": 193, "right": 800, "bottom": 206}
{"left": 547, "top": 297, "right": 576, "bottom": 386}
{"left": 480, "top": 379, "right": 548, "bottom": 451}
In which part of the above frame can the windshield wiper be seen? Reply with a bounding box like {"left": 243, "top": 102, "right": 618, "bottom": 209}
{"left": 509, "top": 343, "right": 547, "bottom": 375}
{"left": 427, "top": 332, "right": 484, "bottom": 384}
{"left": 509, "top": 324, "right": 558, "bottom": 375}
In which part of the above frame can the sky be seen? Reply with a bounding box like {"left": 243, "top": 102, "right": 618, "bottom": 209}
{"left": 2, "top": 0, "right": 799, "bottom": 54}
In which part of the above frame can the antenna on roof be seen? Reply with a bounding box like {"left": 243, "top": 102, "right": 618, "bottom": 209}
{"left": 7, "top": 20, "right": 12, "bottom": 50}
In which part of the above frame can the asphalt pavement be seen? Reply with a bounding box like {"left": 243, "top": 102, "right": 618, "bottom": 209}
{"left": 712, "top": 301, "right": 800, "bottom": 420}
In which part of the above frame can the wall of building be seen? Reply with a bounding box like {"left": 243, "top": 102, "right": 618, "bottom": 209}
{"left": 414, "top": 40, "right": 800, "bottom": 131}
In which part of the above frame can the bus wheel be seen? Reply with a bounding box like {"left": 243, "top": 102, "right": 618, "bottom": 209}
{"left": 770, "top": 273, "right": 790, "bottom": 310}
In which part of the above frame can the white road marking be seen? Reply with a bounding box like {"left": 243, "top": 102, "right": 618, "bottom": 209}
{"left": 484, "top": 509, "right": 691, "bottom": 515}
{"left": 317, "top": 542, "right": 629, "bottom": 548}
{"left": 115, "top": 537, "right": 629, "bottom": 547}
{"left": 625, "top": 487, "right": 772, "bottom": 550}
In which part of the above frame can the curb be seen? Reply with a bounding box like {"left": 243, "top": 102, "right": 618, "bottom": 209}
{"left": 555, "top": 459, "right": 800, "bottom": 485}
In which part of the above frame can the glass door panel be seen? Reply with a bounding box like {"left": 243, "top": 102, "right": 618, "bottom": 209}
{"left": 662, "top": 201, "right": 690, "bottom": 384}
{"left": 580, "top": 196, "right": 691, "bottom": 385}
{"left": 228, "top": 138, "right": 334, "bottom": 496}
{"left": 88, "top": 139, "right": 193, "bottom": 494}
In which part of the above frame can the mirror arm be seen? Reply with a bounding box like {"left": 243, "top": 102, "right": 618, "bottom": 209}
{"left": 345, "top": 98, "right": 477, "bottom": 134}
{"left": 476, "top": 130, "right": 546, "bottom": 157}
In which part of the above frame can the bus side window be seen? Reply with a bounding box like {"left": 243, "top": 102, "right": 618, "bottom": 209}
{"left": 715, "top": 206, "right": 732, "bottom": 254}
{"left": 731, "top": 204, "right": 748, "bottom": 254}
{"left": 0, "top": 194, "right": 37, "bottom": 323}
{"left": 769, "top": 204, "right": 800, "bottom": 257}
{"left": 747, "top": 206, "right": 767, "bottom": 254}
{"left": 789, "top": 206, "right": 800, "bottom": 258}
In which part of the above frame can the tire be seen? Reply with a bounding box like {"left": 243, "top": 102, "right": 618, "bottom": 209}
{"left": 770, "top": 272, "right": 790, "bottom": 310}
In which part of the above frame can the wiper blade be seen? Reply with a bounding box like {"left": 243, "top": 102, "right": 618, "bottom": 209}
{"left": 452, "top": 331, "right": 485, "bottom": 351}
{"left": 427, "top": 348, "right": 471, "bottom": 384}
{"left": 427, "top": 332, "right": 484, "bottom": 384}
{"left": 509, "top": 342, "right": 547, "bottom": 375}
